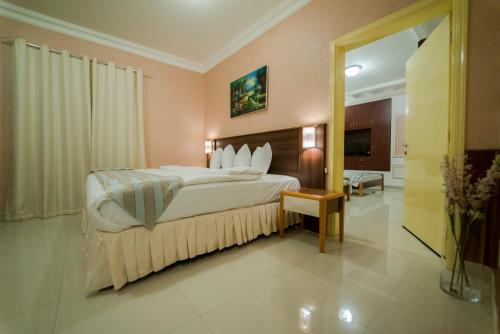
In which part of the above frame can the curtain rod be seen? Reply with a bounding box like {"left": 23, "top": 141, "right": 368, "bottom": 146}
{"left": 0, "top": 37, "right": 152, "bottom": 79}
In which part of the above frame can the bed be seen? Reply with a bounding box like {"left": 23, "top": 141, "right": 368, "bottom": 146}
{"left": 343, "top": 180, "right": 352, "bottom": 201}
{"left": 344, "top": 171, "right": 384, "bottom": 196}
{"left": 83, "top": 125, "right": 328, "bottom": 292}
{"left": 86, "top": 169, "right": 299, "bottom": 232}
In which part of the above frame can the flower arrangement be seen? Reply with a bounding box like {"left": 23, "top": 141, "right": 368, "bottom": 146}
{"left": 440, "top": 154, "right": 500, "bottom": 301}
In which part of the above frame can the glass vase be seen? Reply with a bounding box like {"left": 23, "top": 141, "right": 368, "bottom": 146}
{"left": 440, "top": 217, "right": 485, "bottom": 303}
{"left": 440, "top": 257, "right": 483, "bottom": 303}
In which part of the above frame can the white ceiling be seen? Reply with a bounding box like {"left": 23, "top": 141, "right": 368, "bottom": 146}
{"left": 1, "top": 0, "right": 310, "bottom": 72}
{"left": 345, "top": 16, "right": 444, "bottom": 103}
{"left": 345, "top": 28, "right": 418, "bottom": 93}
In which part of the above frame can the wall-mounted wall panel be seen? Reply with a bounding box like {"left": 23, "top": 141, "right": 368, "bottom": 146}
{"left": 344, "top": 98, "right": 391, "bottom": 171}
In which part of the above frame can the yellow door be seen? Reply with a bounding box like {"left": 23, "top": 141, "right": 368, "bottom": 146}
{"left": 403, "top": 16, "right": 450, "bottom": 255}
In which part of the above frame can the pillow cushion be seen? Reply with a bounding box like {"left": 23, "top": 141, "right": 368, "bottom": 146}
{"left": 222, "top": 145, "right": 236, "bottom": 168}
{"left": 233, "top": 144, "right": 251, "bottom": 167}
{"left": 251, "top": 143, "right": 272, "bottom": 174}
{"left": 251, "top": 147, "right": 263, "bottom": 169}
{"left": 261, "top": 142, "right": 272, "bottom": 173}
{"left": 209, "top": 148, "right": 223, "bottom": 169}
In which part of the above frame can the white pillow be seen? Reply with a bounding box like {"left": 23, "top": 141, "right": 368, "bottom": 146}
{"left": 251, "top": 142, "right": 272, "bottom": 174}
{"left": 262, "top": 142, "right": 272, "bottom": 173}
{"left": 251, "top": 147, "right": 263, "bottom": 169}
{"left": 233, "top": 144, "right": 251, "bottom": 167}
{"left": 209, "top": 148, "right": 223, "bottom": 169}
{"left": 222, "top": 145, "right": 236, "bottom": 168}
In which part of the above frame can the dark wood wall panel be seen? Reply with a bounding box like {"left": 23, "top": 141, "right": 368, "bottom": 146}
{"left": 464, "top": 149, "right": 500, "bottom": 268}
{"left": 299, "top": 124, "right": 326, "bottom": 189}
{"left": 345, "top": 99, "right": 391, "bottom": 171}
{"left": 214, "top": 125, "right": 326, "bottom": 189}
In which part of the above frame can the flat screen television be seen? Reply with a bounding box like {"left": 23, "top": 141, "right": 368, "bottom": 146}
{"left": 345, "top": 129, "right": 371, "bottom": 156}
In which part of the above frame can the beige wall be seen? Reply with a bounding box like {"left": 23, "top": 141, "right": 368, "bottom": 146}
{"left": 1, "top": 0, "right": 498, "bottom": 213}
{"left": 205, "top": 0, "right": 500, "bottom": 150}
{"left": 0, "top": 16, "right": 206, "bottom": 168}
{"left": 466, "top": 0, "right": 500, "bottom": 149}
{"left": 204, "top": 0, "right": 418, "bottom": 139}
{"left": 0, "top": 16, "right": 206, "bottom": 214}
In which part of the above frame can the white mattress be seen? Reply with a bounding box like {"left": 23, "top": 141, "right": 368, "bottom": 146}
{"left": 86, "top": 173, "right": 300, "bottom": 232}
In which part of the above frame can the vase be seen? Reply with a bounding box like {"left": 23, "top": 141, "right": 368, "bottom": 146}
{"left": 440, "top": 257, "right": 483, "bottom": 303}
{"left": 440, "top": 216, "right": 486, "bottom": 303}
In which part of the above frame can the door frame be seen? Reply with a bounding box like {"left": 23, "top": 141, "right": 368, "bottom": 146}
{"left": 327, "top": 0, "right": 468, "bottom": 239}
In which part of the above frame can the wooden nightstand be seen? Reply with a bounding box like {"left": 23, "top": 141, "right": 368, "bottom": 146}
{"left": 279, "top": 188, "right": 345, "bottom": 253}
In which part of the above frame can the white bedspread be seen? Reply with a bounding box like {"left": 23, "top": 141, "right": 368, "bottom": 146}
{"left": 344, "top": 170, "right": 383, "bottom": 187}
{"left": 159, "top": 165, "right": 263, "bottom": 176}
{"left": 87, "top": 167, "right": 300, "bottom": 232}
{"left": 89, "top": 167, "right": 263, "bottom": 210}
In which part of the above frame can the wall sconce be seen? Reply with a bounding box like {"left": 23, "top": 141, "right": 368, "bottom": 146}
{"left": 204, "top": 140, "right": 214, "bottom": 154}
{"left": 302, "top": 126, "right": 317, "bottom": 148}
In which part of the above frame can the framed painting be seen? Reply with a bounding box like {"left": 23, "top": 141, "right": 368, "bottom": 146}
{"left": 230, "top": 65, "right": 268, "bottom": 118}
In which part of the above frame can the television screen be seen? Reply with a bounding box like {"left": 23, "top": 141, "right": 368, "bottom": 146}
{"left": 345, "top": 129, "right": 371, "bottom": 156}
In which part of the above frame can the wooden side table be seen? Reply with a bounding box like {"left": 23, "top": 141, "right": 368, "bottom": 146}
{"left": 279, "top": 188, "right": 345, "bottom": 253}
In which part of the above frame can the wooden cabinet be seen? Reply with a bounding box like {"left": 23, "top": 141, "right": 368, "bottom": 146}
{"left": 345, "top": 108, "right": 352, "bottom": 130}
{"left": 344, "top": 99, "right": 391, "bottom": 171}
{"left": 346, "top": 103, "right": 377, "bottom": 130}
{"left": 345, "top": 156, "right": 366, "bottom": 170}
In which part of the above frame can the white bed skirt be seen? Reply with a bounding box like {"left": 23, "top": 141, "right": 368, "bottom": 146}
{"left": 82, "top": 202, "right": 301, "bottom": 292}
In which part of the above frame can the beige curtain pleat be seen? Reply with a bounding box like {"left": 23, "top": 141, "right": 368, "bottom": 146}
{"left": 91, "top": 60, "right": 146, "bottom": 170}
{"left": 136, "top": 69, "right": 146, "bottom": 168}
{"left": 0, "top": 41, "right": 14, "bottom": 220}
{"left": 7, "top": 39, "right": 91, "bottom": 220}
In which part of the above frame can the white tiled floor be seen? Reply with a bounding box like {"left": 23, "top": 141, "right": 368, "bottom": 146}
{"left": 0, "top": 188, "right": 495, "bottom": 333}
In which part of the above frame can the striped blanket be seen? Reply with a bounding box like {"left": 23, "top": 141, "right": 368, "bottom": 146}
{"left": 92, "top": 170, "right": 183, "bottom": 230}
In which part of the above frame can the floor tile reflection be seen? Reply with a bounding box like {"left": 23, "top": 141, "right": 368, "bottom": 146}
{"left": 0, "top": 188, "right": 493, "bottom": 333}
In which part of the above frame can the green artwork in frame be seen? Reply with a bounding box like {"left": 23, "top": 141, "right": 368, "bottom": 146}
{"left": 230, "top": 65, "right": 268, "bottom": 118}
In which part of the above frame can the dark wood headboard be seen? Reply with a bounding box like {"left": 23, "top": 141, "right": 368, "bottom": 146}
{"left": 213, "top": 124, "right": 326, "bottom": 189}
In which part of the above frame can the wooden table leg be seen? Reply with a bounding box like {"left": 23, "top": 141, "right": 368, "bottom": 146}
{"left": 339, "top": 197, "right": 345, "bottom": 242}
{"left": 319, "top": 199, "right": 326, "bottom": 253}
{"left": 279, "top": 193, "right": 285, "bottom": 238}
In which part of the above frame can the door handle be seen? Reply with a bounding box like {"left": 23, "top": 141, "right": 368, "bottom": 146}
{"left": 402, "top": 143, "right": 408, "bottom": 156}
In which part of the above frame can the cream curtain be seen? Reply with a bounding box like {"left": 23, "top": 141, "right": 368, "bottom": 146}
{"left": 91, "top": 60, "right": 146, "bottom": 169}
{"left": 7, "top": 40, "right": 91, "bottom": 220}
{"left": 0, "top": 41, "right": 14, "bottom": 221}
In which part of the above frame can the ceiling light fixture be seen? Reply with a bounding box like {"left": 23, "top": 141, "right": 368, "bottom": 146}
{"left": 345, "top": 65, "right": 362, "bottom": 77}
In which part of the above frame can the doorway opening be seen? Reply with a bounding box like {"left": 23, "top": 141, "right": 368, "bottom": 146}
{"left": 342, "top": 17, "right": 445, "bottom": 257}
{"left": 327, "top": 0, "right": 468, "bottom": 262}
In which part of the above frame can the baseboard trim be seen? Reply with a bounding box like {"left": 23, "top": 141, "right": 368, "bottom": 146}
{"left": 384, "top": 185, "right": 404, "bottom": 189}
